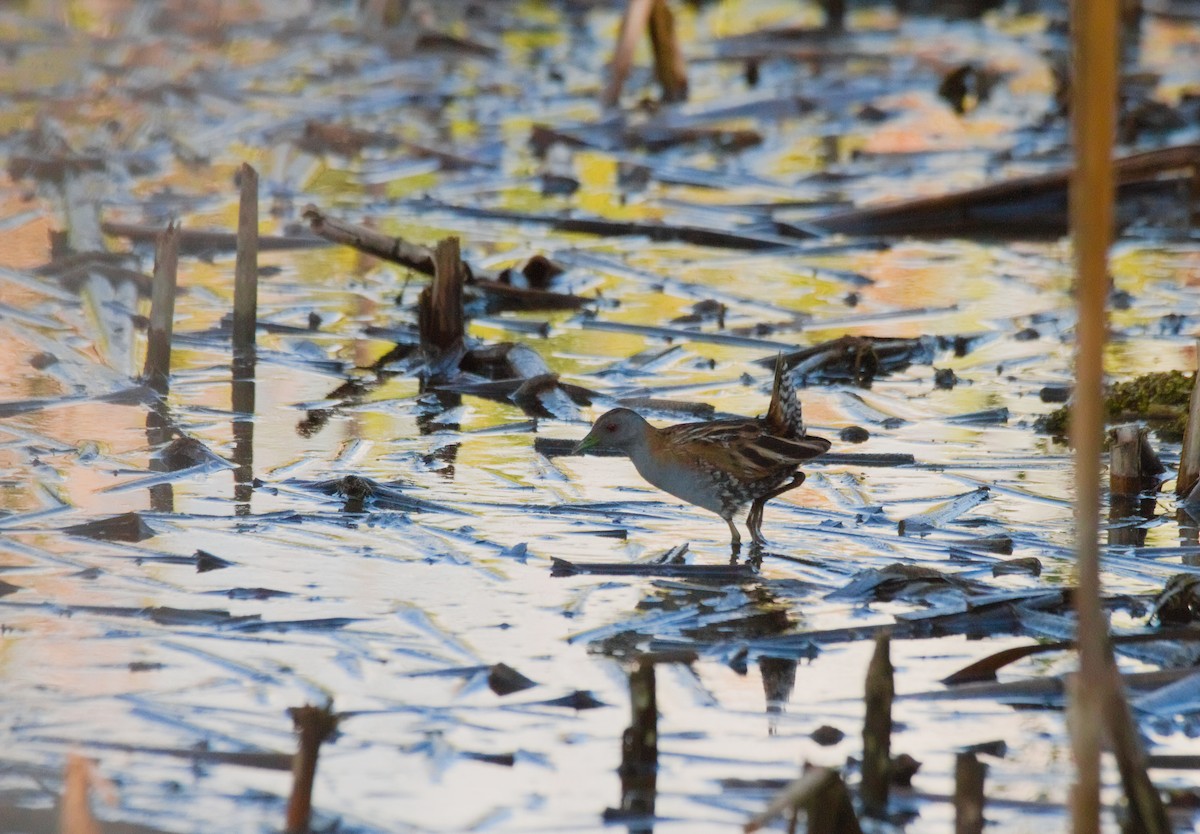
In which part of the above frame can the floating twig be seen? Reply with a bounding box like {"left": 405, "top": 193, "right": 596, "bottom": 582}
{"left": 551, "top": 556, "right": 755, "bottom": 580}
{"left": 301, "top": 204, "right": 587, "bottom": 310}
{"left": 409, "top": 197, "right": 795, "bottom": 251}
{"left": 812, "top": 143, "right": 1200, "bottom": 238}
{"left": 898, "top": 487, "right": 990, "bottom": 536}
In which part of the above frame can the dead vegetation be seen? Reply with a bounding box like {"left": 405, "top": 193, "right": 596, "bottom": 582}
{"left": 2, "top": 0, "right": 1200, "bottom": 831}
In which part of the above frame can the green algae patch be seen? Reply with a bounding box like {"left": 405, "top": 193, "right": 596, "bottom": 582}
{"left": 1037, "top": 370, "right": 1194, "bottom": 441}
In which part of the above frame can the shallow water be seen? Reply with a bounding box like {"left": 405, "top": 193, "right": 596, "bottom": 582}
{"left": 3, "top": 1, "right": 1200, "bottom": 831}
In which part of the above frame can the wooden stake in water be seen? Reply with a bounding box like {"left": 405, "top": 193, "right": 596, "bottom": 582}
{"left": 1068, "top": 0, "right": 1118, "bottom": 829}
{"left": 232, "top": 163, "right": 259, "bottom": 361}
{"left": 285, "top": 702, "right": 339, "bottom": 834}
{"left": 144, "top": 222, "right": 179, "bottom": 394}
{"left": 861, "top": 632, "right": 893, "bottom": 820}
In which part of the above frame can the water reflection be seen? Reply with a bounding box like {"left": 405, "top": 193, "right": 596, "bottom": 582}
{"left": 232, "top": 354, "right": 255, "bottom": 515}
{"left": 1108, "top": 492, "right": 1159, "bottom": 547}
{"left": 416, "top": 385, "right": 461, "bottom": 480}
{"left": 610, "top": 658, "right": 658, "bottom": 834}
{"left": 144, "top": 400, "right": 174, "bottom": 512}
{"left": 759, "top": 655, "right": 798, "bottom": 737}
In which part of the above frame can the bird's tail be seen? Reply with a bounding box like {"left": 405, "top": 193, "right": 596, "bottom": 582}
{"left": 765, "top": 353, "right": 807, "bottom": 438}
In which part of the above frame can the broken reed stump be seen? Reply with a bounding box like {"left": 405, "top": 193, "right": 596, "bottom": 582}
{"left": 1109, "top": 424, "right": 1164, "bottom": 547}
{"left": 1178, "top": 347, "right": 1200, "bottom": 499}
{"left": 418, "top": 237, "right": 467, "bottom": 374}
{"left": 285, "top": 702, "right": 339, "bottom": 834}
{"left": 954, "top": 752, "right": 986, "bottom": 834}
{"left": 232, "top": 163, "right": 259, "bottom": 361}
{"left": 812, "top": 143, "right": 1200, "bottom": 238}
{"left": 143, "top": 222, "right": 179, "bottom": 394}
{"left": 1109, "top": 424, "right": 1165, "bottom": 496}
{"left": 603, "top": 0, "right": 688, "bottom": 108}
{"left": 861, "top": 632, "right": 893, "bottom": 820}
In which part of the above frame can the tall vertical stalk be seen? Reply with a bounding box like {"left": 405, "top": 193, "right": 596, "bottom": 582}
{"left": 232, "top": 163, "right": 259, "bottom": 361}
{"left": 144, "top": 222, "right": 179, "bottom": 394}
{"left": 1067, "top": 1, "right": 1118, "bottom": 831}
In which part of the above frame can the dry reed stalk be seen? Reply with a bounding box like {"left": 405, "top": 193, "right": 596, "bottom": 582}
{"left": 1067, "top": 0, "right": 1118, "bottom": 830}
{"left": 232, "top": 163, "right": 259, "bottom": 360}
{"left": 143, "top": 222, "right": 179, "bottom": 394}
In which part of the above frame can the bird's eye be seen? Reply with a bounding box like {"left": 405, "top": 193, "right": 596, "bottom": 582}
{"left": 605, "top": 423, "right": 617, "bottom": 433}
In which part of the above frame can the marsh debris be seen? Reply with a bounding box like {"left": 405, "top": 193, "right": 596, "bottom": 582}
{"left": 766, "top": 335, "right": 969, "bottom": 387}
{"left": 63, "top": 511, "right": 157, "bottom": 543}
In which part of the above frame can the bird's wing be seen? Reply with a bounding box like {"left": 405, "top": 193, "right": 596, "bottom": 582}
{"left": 660, "top": 419, "right": 830, "bottom": 479}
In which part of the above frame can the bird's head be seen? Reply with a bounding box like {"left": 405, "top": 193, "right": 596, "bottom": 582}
{"left": 572, "top": 408, "right": 650, "bottom": 455}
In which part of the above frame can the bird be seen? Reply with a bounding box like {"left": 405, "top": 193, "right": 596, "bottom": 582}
{"left": 572, "top": 357, "right": 830, "bottom": 548}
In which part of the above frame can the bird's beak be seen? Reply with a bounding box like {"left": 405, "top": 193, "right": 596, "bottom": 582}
{"left": 572, "top": 431, "right": 599, "bottom": 455}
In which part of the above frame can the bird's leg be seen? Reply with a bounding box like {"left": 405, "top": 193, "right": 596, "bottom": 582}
{"left": 749, "top": 473, "right": 808, "bottom": 544}
{"left": 747, "top": 499, "right": 766, "bottom": 544}
{"left": 726, "top": 518, "right": 742, "bottom": 554}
